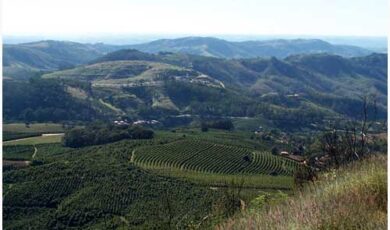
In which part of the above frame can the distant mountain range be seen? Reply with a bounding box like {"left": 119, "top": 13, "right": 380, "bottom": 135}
{"left": 128, "top": 37, "right": 373, "bottom": 58}
{"left": 3, "top": 37, "right": 376, "bottom": 79}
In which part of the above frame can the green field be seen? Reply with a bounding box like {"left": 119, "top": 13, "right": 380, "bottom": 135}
{"left": 3, "top": 123, "right": 66, "bottom": 133}
{"left": 3, "top": 123, "right": 67, "bottom": 141}
{"left": 3, "top": 134, "right": 64, "bottom": 146}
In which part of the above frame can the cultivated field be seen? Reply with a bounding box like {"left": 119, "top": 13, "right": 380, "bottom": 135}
{"left": 133, "top": 139, "right": 298, "bottom": 176}
{"left": 3, "top": 134, "right": 64, "bottom": 146}
{"left": 3, "top": 123, "right": 66, "bottom": 133}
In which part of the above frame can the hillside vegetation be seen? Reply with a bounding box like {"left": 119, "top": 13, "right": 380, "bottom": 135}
{"left": 219, "top": 154, "right": 387, "bottom": 230}
{"left": 4, "top": 48, "right": 386, "bottom": 132}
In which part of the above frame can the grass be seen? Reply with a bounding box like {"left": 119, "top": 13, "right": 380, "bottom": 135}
{"left": 3, "top": 123, "right": 65, "bottom": 133}
{"left": 98, "top": 99, "right": 124, "bottom": 114}
{"left": 3, "top": 132, "right": 41, "bottom": 141}
{"left": 218, "top": 154, "right": 387, "bottom": 230}
{"left": 3, "top": 134, "right": 63, "bottom": 146}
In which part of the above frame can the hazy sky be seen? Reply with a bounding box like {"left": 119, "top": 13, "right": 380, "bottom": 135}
{"left": 2, "top": 0, "right": 388, "bottom": 36}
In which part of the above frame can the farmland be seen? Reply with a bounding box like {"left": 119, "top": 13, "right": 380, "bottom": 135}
{"left": 3, "top": 139, "right": 223, "bottom": 229}
{"left": 3, "top": 134, "right": 64, "bottom": 146}
{"left": 3, "top": 129, "right": 300, "bottom": 229}
{"left": 3, "top": 145, "right": 35, "bottom": 160}
{"left": 4, "top": 123, "right": 66, "bottom": 133}
{"left": 3, "top": 123, "right": 68, "bottom": 141}
{"left": 133, "top": 140, "right": 298, "bottom": 176}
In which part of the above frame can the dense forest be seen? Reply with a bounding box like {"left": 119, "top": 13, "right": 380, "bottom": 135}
{"left": 63, "top": 123, "right": 154, "bottom": 147}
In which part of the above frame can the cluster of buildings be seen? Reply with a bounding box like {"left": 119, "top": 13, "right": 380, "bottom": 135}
{"left": 113, "top": 119, "right": 160, "bottom": 126}
{"left": 132, "top": 120, "right": 159, "bottom": 125}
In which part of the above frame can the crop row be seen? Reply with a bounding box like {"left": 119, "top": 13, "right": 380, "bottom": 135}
{"left": 133, "top": 140, "right": 298, "bottom": 176}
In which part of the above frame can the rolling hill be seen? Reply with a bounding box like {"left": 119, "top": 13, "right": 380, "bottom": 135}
{"left": 4, "top": 44, "right": 387, "bottom": 131}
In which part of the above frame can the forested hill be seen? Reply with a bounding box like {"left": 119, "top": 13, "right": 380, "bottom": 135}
{"left": 4, "top": 46, "right": 386, "bottom": 132}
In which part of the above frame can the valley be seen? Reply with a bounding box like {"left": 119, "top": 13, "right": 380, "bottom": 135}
{"left": 2, "top": 36, "right": 387, "bottom": 229}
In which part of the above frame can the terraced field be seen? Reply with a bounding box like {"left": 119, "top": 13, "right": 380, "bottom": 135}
{"left": 133, "top": 140, "right": 298, "bottom": 176}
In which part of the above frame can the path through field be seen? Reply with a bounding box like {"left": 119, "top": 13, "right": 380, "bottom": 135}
{"left": 130, "top": 149, "right": 136, "bottom": 163}
{"left": 32, "top": 146, "right": 38, "bottom": 159}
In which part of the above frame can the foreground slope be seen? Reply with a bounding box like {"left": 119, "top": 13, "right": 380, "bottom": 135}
{"left": 219, "top": 154, "right": 387, "bottom": 229}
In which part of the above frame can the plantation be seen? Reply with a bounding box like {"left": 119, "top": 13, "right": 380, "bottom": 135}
{"left": 3, "top": 139, "right": 223, "bottom": 229}
{"left": 3, "top": 145, "right": 35, "bottom": 161}
{"left": 3, "top": 128, "right": 302, "bottom": 229}
{"left": 133, "top": 139, "right": 298, "bottom": 176}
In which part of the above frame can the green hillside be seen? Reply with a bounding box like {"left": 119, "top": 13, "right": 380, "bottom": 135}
{"left": 218, "top": 154, "right": 387, "bottom": 229}
{"left": 3, "top": 45, "right": 387, "bottom": 132}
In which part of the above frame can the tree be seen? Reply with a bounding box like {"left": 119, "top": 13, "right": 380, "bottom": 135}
{"left": 201, "top": 123, "right": 209, "bottom": 132}
{"left": 319, "top": 94, "right": 378, "bottom": 168}
{"left": 271, "top": 146, "right": 279, "bottom": 155}
{"left": 22, "top": 108, "right": 35, "bottom": 123}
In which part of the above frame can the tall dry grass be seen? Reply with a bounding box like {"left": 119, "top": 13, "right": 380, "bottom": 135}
{"left": 217, "top": 154, "right": 387, "bottom": 230}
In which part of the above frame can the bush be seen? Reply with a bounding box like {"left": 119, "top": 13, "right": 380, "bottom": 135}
{"left": 201, "top": 119, "right": 234, "bottom": 131}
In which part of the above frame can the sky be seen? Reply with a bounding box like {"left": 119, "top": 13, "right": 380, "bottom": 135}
{"left": 2, "top": 0, "right": 388, "bottom": 37}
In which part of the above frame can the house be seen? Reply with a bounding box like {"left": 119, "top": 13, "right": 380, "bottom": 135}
{"left": 114, "top": 120, "right": 129, "bottom": 126}
{"left": 279, "top": 151, "right": 305, "bottom": 162}
{"left": 133, "top": 120, "right": 160, "bottom": 126}
{"left": 280, "top": 151, "right": 289, "bottom": 156}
